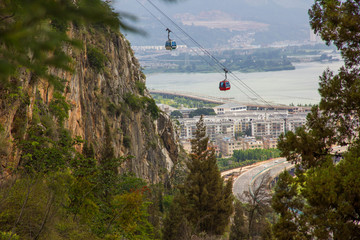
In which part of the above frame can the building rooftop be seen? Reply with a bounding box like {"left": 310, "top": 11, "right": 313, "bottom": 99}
{"left": 214, "top": 102, "right": 247, "bottom": 109}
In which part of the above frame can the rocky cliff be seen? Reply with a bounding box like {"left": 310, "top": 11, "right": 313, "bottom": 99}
{"left": 0, "top": 25, "right": 182, "bottom": 184}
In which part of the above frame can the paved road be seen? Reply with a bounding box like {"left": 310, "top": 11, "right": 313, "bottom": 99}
{"left": 232, "top": 158, "right": 293, "bottom": 199}
{"left": 232, "top": 145, "right": 348, "bottom": 199}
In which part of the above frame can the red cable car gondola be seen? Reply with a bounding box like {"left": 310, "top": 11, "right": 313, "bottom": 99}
{"left": 219, "top": 80, "right": 230, "bottom": 91}
{"left": 219, "top": 69, "right": 230, "bottom": 91}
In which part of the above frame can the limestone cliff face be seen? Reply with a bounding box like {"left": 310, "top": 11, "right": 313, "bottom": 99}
{"left": 0, "top": 26, "right": 181, "bottom": 184}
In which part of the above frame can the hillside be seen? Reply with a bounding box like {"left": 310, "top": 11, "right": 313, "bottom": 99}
{"left": 0, "top": 1, "right": 187, "bottom": 238}
{"left": 0, "top": 19, "right": 181, "bottom": 184}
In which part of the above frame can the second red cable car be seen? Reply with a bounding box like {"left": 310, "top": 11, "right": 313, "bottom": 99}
{"left": 219, "top": 69, "right": 230, "bottom": 91}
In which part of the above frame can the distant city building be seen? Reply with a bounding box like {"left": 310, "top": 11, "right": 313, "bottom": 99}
{"left": 178, "top": 108, "right": 196, "bottom": 118}
{"left": 213, "top": 103, "right": 247, "bottom": 115}
{"left": 218, "top": 137, "right": 245, "bottom": 157}
{"left": 251, "top": 119, "right": 285, "bottom": 138}
{"left": 178, "top": 110, "right": 308, "bottom": 141}
{"left": 180, "top": 139, "right": 192, "bottom": 153}
{"left": 244, "top": 138, "right": 263, "bottom": 150}
{"left": 263, "top": 138, "right": 278, "bottom": 149}
{"left": 216, "top": 136, "right": 264, "bottom": 156}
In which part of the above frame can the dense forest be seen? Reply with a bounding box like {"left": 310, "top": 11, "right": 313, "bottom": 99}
{"left": 1, "top": 0, "right": 360, "bottom": 239}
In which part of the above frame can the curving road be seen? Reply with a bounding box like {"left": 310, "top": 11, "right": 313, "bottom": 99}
{"left": 232, "top": 146, "right": 348, "bottom": 199}
{"left": 232, "top": 158, "right": 294, "bottom": 199}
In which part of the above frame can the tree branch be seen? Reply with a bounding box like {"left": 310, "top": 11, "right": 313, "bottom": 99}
{"left": 33, "top": 191, "right": 55, "bottom": 240}
{"left": 0, "top": 13, "right": 15, "bottom": 22}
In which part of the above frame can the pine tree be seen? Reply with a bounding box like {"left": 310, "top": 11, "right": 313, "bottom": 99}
{"left": 162, "top": 195, "right": 191, "bottom": 240}
{"left": 181, "top": 115, "right": 234, "bottom": 236}
{"left": 229, "top": 201, "right": 248, "bottom": 240}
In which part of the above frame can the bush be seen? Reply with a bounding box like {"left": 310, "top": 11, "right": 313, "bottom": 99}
{"left": 135, "top": 81, "right": 146, "bottom": 96}
{"left": 170, "top": 110, "right": 183, "bottom": 118}
{"left": 144, "top": 97, "right": 160, "bottom": 120}
{"left": 87, "top": 46, "right": 106, "bottom": 72}
{"left": 107, "top": 102, "right": 122, "bottom": 117}
{"left": 123, "top": 135, "right": 131, "bottom": 148}
{"left": 49, "top": 92, "right": 70, "bottom": 125}
{"left": 124, "top": 93, "right": 143, "bottom": 111}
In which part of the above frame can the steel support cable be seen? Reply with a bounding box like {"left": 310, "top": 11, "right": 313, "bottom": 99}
{"left": 146, "top": 0, "right": 284, "bottom": 108}
{"left": 144, "top": 0, "right": 258, "bottom": 100}
{"left": 135, "top": 0, "right": 221, "bottom": 73}
{"left": 135, "top": 0, "right": 253, "bottom": 100}
{"left": 146, "top": 0, "right": 225, "bottom": 70}
{"left": 136, "top": 0, "right": 224, "bottom": 75}
{"left": 140, "top": 0, "right": 290, "bottom": 119}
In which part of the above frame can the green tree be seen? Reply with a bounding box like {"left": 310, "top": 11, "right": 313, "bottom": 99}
{"left": 0, "top": 0, "right": 122, "bottom": 88}
{"left": 229, "top": 200, "right": 248, "bottom": 240}
{"left": 162, "top": 195, "right": 191, "bottom": 240}
{"left": 189, "top": 108, "right": 216, "bottom": 118}
{"left": 272, "top": 169, "right": 308, "bottom": 240}
{"left": 170, "top": 110, "right": 183, "bottom": 118}
{"left": 242, "top": 173, "right": 272, "bottom": 239}
{"left": 109, "top": 188, "right": 155, "bottom": 240}
{"left": 181, "top": 116, "right": 233, "bottom": 236}
{"left": 273, "top": 1, "right": 360, "bottom": 238}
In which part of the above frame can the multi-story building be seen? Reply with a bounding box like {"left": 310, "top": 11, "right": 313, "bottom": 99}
{"left": 263, "top": 138, "right": 278, "bottom": 149}
{"left": 178, "top": 110, "right": 308, "bottom": 141}
{"left": 180, "top": 117, "right": 235, "bottom": 140}
{"left": 251, "top": 119, "right": 285, "bottom": 138}
{"left": 217, "top": 137, "right": 245, "bottom": 156}
{"left": 286, "top": 116, "right": 307, "bottom": 132}
{"left": 244, "top": 138, "right": 263, "bottom": 150}
{"left": 213, "top": 103, "right": 247, "bottom": 115}
{"left": 216, "top": 136, "right": 265, "bottom": 156}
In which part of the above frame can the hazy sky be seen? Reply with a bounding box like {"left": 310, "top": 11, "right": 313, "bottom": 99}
{"left": 114, "top": 0, "right": 317, "bottom": 46}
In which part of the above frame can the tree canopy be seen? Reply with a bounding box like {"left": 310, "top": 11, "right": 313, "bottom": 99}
{"left": 163, "top": 116, "right": 233, "bottom": 238}
{"left": 273, "top": 0, "right": 360, "bottom": 237}
{"left": 0, "top": 0, "right": 124, "bottom": 88}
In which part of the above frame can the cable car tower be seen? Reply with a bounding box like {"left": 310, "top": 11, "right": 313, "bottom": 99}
{"left": 219, "top": 68, "right": 231, "bottom": 91}
{"left": 165, "top": 28, "right": 177, "bottom": 50}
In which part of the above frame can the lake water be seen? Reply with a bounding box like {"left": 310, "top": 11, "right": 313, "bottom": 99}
{"left": 146, "top": 61, "right": 344, "bottom": 105}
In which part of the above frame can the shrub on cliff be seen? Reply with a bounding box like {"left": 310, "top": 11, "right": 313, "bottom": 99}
{"left": 87, "top": 46, "right": 107, "bottom": 72}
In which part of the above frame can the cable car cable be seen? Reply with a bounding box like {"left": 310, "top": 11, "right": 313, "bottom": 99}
{"left": 138, "top": 0, "right": 290, "bottom": 119}
{"left": 146, "top": 0, "right": 272, "bottom": 101}
{"left": 134, "top": 0, "right": 229, "bottom": 78}
{"left": 134, "top": 0, "right": 252, "bottom": 98}
{"left": 139, "top": 0, "right": 277, "bottom": 106}
{"left": 134, "top": 0, "right": 220, "bottom": 71}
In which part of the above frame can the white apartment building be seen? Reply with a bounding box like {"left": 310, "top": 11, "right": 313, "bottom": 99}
{"left": 213, "top": 103, "right": 247, "bottom": 115}
{"left": 178, "top": 110, "right": 308, "bottom": 140}
{"left": 180, "top": 117, "right": 235, "bottom": 140}
{"left": 286, "top": 117, "right": 307, "bottom": 132}
{"left": 263, "top": 138, "right": 278, "bottom": 149}
{"left": 251, "top": 119, "right": 285, "bottom": 138}
{"left": 218, "top": 137, "right": 244, "bottom": 156}
{"left": 217, "top": 136, "right": 264, "bottom": 156}
{"left": 244, "top": 139, "right": 263, "bottom": 150}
